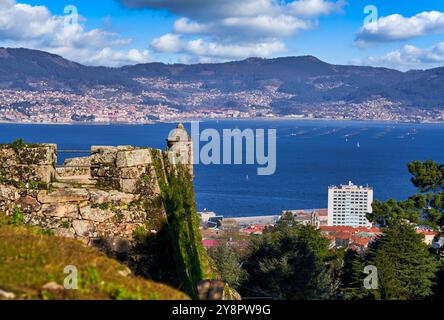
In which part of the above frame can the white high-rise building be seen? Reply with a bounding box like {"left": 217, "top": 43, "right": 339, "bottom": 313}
{"left": 327, "top": 181, "right": 373, "bottom": 227}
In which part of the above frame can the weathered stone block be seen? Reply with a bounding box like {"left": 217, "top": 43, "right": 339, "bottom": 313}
{"left": 120, "top": 166, "right": 146, "bottom": 179}
{"left": 24, "top": 215, "right": 63, "bottom": 229}
{"left": 29, "top": 165, "right": 55, "bottom": 183}
{"left": 89, "top": 189, "right": 110, "bottom": 204}
{"left": 89, "top": 189, "right": 136, "bottom": 204}
{"left": 80, "top": 205, "right": 115, "bottom": 222}
{"left": 0, "top": 184, "right": 18, "bottom": 201}
{"left": 0, "top": 148, "right": 17, "bottom": 167}
{"left": 94, "top": 166, "right": 116, "bottom": 177}
{"left": 17, "top": 144, "right": 56, "bottom": 166}
{"left": 117, "top": 146, "right": 134, "bottom": 151}
{"left": 72, "top": 220, "right": 96, "bottom": 237}
{"left": 41, "top": 203, "right": 79, "bottom": 218}
{"left": 15, "top": 195, "right": 42, "bottom": 213}
{"left": 2, "top": 164, "right": 54, "bottom": 184}
{"left": 91, "top": 146, "right": 118, "bottom": 164}
{"left": 57, "top": 156, "right": 91, "bottom": 177}
{"left": 38, "top": 188, "right": 90, "bottom": 203}
{"left": 116, "top": 149, "right": 151, "bottom": 168}
{"left": 108, "top": 190, "right": 136, "bottom": 204}
{"left": 120, "top": 210, "right": 147, "bottom": 223}
{"left": 120, "top": 179, "right": 139, "bottom": 193}
{"left": 53, "top": 227, "right": 76, "bottom": 239}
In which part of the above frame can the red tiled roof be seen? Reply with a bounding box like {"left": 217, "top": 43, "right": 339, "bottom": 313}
{"left": 319, "top": 225, "right": 380, "bottom": 249}
{"left": 240, "top": 225, "right": 265, "bottom": 234}
{"left": 350, "top": 236, "right": 373, "bottom": 246}
{"left": 202, "top": 239, "right": 220, "bottom": 248}
{"left": 416, "top": 229, "right": 436, "bottom": 236}
{"left": 320, "top": 226, "right": 381, "bottom": 233}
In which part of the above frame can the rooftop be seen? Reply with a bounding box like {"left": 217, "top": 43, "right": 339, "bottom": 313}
{"left": 329, "top": 181, "right": 373, "bottom": 190}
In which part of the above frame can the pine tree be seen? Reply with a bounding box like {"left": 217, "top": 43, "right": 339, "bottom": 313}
{"left": 351, "top": 222, "right": 439, "bottom": 300}
{"left": 240, "top": 214, "right": 338, "bottom": 299}
{"left": 208, "top": 244, "right": 247, "bottom": 289}
{"left": 369, "top": 160, "right": 444, "bottom": 229}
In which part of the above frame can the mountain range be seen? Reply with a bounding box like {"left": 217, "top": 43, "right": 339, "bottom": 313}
{"left": 0, "top": 47, "right": 443, "bottom": 120}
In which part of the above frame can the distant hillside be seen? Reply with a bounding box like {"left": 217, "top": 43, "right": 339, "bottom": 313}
{"left": 1, "top": 47, "right": 444, "bottom": 116}
{"left": 0, "top": 48, "right": 139, "bottom": 92}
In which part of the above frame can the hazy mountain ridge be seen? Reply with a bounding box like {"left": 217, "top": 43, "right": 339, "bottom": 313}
{"left": 0, "top": 47, "right": 443, "bottom": 121}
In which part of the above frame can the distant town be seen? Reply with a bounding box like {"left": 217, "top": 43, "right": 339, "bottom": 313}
{"left": 1, "top": 84, "right": 444, "bottom": 124}
{"left": 199, "top": 181, "right": 444, "bottom": 252}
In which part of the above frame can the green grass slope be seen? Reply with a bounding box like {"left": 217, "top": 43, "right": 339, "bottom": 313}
{"left": 0, "top": 214, "right": 189, "bottom": 300}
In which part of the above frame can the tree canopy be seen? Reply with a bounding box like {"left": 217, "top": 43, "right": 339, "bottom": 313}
{"left": 350, "top": 222, "right": 439, "bottom": 300}
{"left": 239, "top": 213, "right": 339, "bottom": 299}
{"left": 369, "top": 160, "right": 444, "bottom": 229}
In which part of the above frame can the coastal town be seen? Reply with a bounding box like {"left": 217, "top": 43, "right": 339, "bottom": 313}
{"left": 1, "top": 83, "right": 444, "bottom": 124}
{"left": 199, "top": 182, "right": 443, "bottom": 252}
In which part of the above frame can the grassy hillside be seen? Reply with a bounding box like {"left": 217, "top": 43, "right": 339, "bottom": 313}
{"left": 0, "top": 214, "right": 189, "bottom": 300}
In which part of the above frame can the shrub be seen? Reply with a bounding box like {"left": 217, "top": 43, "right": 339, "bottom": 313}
{"left": 8, "top": 207, "right": 24, "bottom": 226}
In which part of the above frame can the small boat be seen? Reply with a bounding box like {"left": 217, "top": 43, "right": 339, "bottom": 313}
{"left": 357, "top": 142, "right": 360, "bottom": 148}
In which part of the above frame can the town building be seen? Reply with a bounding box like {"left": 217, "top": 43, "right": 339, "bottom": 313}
{"left": 198, "top": 211, "right": 217, "bottom": 223}
{"left": 416, "top": 228, "right": 437, "bottom": 246}
{"left": 327, "top": 181, "right": 373, "bottom": 227}
{"left": 281, "top": 208, "right": 328, "bottom": 228}
{"left": 320, "top": 226, "right": 382, "bottom": 251}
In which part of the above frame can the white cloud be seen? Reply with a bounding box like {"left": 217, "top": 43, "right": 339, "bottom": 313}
{"left": 172, "top": 15, "right": 311, "bottom": 41}
{"left": 150, "top": 35, "right": 285, "bottom": 62}
{"left": 173, "top": 18, "right": 207, "bottom": 34}
{"left": 59, "top": 47, "right": 151, "bottom": 67}
{"left": 289, "top": 0, "right": 346, "bottom": 17}
{"left": 185, "top": 38, "right": 286, "bottom": 60}
{"left": 353, "top": 43, "right": 444, "bottom": 70}
{"left": 221, "top": 15, "right": 311, "bottom": 38}
{"left": 0, "top": 0, "right": 151, "bottom": 66}
{"left": 355, "top": 11, "right": 444, "bottom": 45}
{"left": 151, "top": 33, "right": 183, "bottom": 53}
{"left": 123, "top": 0, "right": 346, "bottom": 62}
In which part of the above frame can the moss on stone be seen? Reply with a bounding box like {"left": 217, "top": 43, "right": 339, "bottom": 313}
{"left": 149, "top": 149, "right": 217, "bottom": 299}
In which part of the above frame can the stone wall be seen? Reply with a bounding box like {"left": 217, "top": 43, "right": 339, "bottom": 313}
{"left": 0, "top": 143, "right": 56, "bottom": 184}
{"left": 0, "top": 143, "right": 169, "bottom": 254}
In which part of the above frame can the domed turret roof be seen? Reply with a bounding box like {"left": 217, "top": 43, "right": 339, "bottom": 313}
{"left": 167, "top": 123, "right": 189, "bottom": 142}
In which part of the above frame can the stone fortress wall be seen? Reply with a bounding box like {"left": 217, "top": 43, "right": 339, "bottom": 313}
{"left": 0, "top": 124, "right": 193, "bottom": 253}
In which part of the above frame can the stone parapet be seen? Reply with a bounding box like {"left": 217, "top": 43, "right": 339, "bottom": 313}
{"left": 0, "top": 143, "right": 168, "bottom": 254}
{"left": 0, "top": 143, "right": 56, "bottom": 184}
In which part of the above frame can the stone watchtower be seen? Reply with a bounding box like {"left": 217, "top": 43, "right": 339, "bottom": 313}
{"left": 166, "top": 123, "right": 194, "bottom": 176}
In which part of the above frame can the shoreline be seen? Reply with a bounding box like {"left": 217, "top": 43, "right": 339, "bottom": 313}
{"left": 1, "top": 117, "right": 444, "bottom": 126}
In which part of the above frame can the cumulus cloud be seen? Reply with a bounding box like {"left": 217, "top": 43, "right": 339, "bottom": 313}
{"left": 173, "top": 18, "right": 207, "bottom": 34}
{"left": 355, "top": 11, "right": 444, "bottom": 45}
{"left": 353, "top": 43, "right": 444, "bottom": 70}
{"left": 289, "top": 0, "right": 347, "bottom": 17}
{"left": 151, "top": 33, "right": 183, "bottom": 53}
{"left": 0, "top": 0, "right": 151, "bottom": 66}
{"left": 122, "top": 0, "right": 346, "bottom": 62}
{"left": 151, "top": 35, "right": 285, "bottom": 61}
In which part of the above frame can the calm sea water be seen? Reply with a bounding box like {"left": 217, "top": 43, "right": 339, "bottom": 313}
{"left": 1, "top": 120, "right": 443, "bottom": 217}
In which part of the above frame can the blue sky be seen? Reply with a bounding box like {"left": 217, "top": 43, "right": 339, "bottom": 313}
{"left": 2, "top": 0, "right": 444, "bottom": 70}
